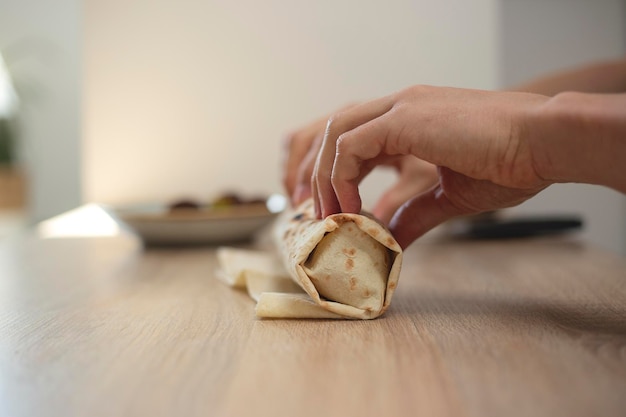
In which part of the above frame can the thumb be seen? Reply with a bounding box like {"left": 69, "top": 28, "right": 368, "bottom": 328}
{"left": 388, "top": 184, "right": 464, "bottom": 249}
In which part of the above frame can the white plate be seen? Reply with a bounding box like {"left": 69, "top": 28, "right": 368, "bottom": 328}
{"left": 111, "top": 196, "right": 285, "bottom": 245}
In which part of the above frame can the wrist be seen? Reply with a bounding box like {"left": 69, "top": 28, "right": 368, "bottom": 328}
{"left": 526, "top": 91, "right": 626, "bottom": 192}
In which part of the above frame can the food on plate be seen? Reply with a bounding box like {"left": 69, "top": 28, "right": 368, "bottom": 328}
{"left": 168, "top": 199, "right": 202, "bottom": 212}
{"left": 211, "top": 192, "right": 266, "bottom": 209}
{"left": 167, "top": 192, "right": 269, "bottom": 214}
{"left": 211, "top": 193, "right": 243, "bottom": 208}
{"left": 118, "top": 191, "right": 279, "bottom": 246}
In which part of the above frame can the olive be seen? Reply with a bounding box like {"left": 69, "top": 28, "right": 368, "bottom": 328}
{"left": 169, "top": 199, "right": 201, "bottom": 211}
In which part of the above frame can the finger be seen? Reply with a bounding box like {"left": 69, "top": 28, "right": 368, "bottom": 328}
{"left": 293, "top": 133, "right": 323, "bottom": 205}
{"left": 330, "top": 109, "right": 401, "bottom": 215}
{"left": 314, "top": 97, "right": 395, "bottom": 217}
{"left": 281, "top": 118, "right": 327, "bottom": 200}
{"left": 311, "top": 168, "right": 321, "bottom": 218}
{"left": 313, "top": 145, "right": 381, "bottom": 217}
{"left": 281, "top": 133, "right": 314, "bottom": 199}
{"left": 388, "top": 184, "right": 464, "bottom": 249}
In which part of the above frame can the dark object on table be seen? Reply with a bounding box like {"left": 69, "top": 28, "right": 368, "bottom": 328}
{"left": 453, "top": 215, "right": 583, "bottom": 240}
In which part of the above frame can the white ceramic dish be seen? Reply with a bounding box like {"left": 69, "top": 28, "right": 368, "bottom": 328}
{"left": 111, "top": 196, "right": 285, "bottom": 246}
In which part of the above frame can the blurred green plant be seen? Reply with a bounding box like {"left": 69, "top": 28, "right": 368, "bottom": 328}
{"left": 0, "top": 117, "right": 17, "bottom": 164}
{"left": 1, "top": 37, "right": 54, "bottom": 167}
{"left": 0, "top": 49, "right": 19, "bottom": 166}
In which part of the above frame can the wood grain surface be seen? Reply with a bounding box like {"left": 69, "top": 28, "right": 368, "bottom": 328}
{"left": 0, "top": 228, "right": 625, "bottom": 417}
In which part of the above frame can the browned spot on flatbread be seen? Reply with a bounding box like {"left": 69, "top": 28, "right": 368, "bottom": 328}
{"left": 349, "top": 277, "right": 357, "bottom": 290}
{"left": 389, "top": 281, "right": 397, "bottom": 289}
{"left": 354, "top": 217, "right": 363, "bottom": 226}
{"left": 324, "top": 274, "right": 331, "bottom": 281}
{"left": 342, "top": 247, "right": 356, "bottom": 257}
{"left": 363, "top": 288, "right": 371, "bottom": 297}
{"left": 345, "top": 258, "right": 354, "bottom": 270}
{"left": 386, "top": 237, "right": 395, "bottom": 247}
{"left": 332, "top": 214, "right": 352, "bottom": 225}
{"left": 368, "top": 227, "right": 379, "bottom": 237}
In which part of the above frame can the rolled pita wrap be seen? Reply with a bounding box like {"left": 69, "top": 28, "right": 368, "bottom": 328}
{"left": 217, "top": 198, "right": 403, "bottom": 319}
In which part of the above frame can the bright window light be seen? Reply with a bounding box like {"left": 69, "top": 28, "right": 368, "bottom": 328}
{"left": 37, "top": 203, "right": 121, "bottom": 238}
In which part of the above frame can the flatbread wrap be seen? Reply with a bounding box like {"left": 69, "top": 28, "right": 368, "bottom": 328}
{"left": 217, "top": 198, "right": 403, "bottom": 319}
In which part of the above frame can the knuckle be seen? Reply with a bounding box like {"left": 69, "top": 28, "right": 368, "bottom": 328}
{"left": 335, "top": 132, "right": 352, "bottom": 152}
{"left": 325, "top": 112, "right": 347, "bottom": 135}
{"left": 324, "top": 116, "right": 338, "bottom": 133}
{"left": 403, "top": 84, "right": 431, "bottom": 98}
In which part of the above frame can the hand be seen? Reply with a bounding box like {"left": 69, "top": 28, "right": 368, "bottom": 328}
{"left": 282, "top": 105, "right": 439, "bottom": 223}
{"left": 312, "top": 85, "right": 553, "bottom": 248}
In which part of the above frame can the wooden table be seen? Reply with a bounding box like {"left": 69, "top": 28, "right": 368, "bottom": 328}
{"left": 1, "top": 213, "right": 625, "bottom": 417}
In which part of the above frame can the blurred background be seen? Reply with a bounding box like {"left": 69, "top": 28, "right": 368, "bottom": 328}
{"left": 0, "top": 0, "right": 625, "bottom": 254}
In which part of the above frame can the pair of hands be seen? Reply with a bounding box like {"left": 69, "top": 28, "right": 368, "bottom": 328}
{"left": 282, "top": 85, "right": 553, "bottom": 249}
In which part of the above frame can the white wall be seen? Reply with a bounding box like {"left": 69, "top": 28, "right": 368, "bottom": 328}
{"left": 0, "top": 0, "right": 82, "bottom": 222}
{"left": 498, "top": 0, "right": 626, "bottom": 255}
{"left": 83, "top": 0, "right": 498, "bottom": 207}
